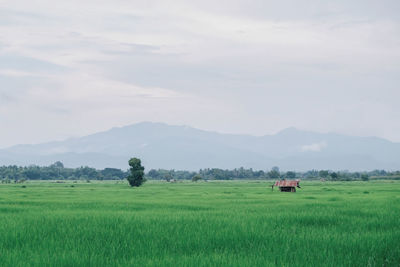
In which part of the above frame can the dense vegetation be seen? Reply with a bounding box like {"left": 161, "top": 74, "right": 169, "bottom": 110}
{"left": 0, "top": 162, "right": 127, "bottom": 181}
{"left": 1, "top": 162, "right": 399, "bottom": 182}
{"left": 126, "top": 158, "right": 145, "bottom": 187}
{"left": 144, "top": 167, "right": 399, "bottom": 181}
{"left": 0, "top": 180, "right": 399, "bottom": 266}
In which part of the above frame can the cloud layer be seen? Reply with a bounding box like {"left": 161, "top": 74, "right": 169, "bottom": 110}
{"left": 0, "top": 0, "right": 399, "bottom": 147}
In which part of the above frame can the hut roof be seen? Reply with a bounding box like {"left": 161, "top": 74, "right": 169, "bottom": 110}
{"left": 274, "top": 180, "right": 300, "bottom": 187}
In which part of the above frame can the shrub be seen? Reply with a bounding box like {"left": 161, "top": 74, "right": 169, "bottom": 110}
{"left": 361, "top": 174, "right": 369, "bottom": 181}
{"left": 192, "top": 174, "right": 202, "bottom": 182}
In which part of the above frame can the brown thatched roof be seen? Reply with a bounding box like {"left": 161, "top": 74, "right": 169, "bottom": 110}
{"left": 273, "top": 180, "right": 300, "bottom": 187}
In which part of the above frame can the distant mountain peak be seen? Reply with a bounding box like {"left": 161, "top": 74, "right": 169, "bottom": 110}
{"left": 277, "top": 127, "right": 302, "bottom": 135}
{"left": 280, "top": 126, "right": 298, "bottom": 131}
{"left": 0, "top": 122, "right": 399, "bottom": 171}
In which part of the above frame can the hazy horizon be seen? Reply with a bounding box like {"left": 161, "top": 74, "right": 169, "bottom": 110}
{"left": 2, "top": 121, "right": 400, "bottom": 149}
{"left": 1, "top": 0, "right": 400, "bottom": 148}
{"left": 1, "top": 121, "right": 399, "bottom": 171}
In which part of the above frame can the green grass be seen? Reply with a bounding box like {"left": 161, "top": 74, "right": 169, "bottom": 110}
{"left": 0, "top": 180, "right": 399, "bottom": 266}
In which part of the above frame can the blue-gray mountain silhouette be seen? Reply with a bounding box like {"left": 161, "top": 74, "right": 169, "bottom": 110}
{"left": 0, "top": 122, "right": 399, "bottom": 171}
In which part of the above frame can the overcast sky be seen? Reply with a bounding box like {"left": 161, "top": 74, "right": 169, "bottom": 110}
{"left": 0, "top": 0, "right": 399, "bottom": 148}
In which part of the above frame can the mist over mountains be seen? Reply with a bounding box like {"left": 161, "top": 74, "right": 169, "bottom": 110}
{"left": 0, "top": 122, "right": 399, "bottom": 171}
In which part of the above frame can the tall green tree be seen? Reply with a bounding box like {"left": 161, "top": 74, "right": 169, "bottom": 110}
{"left": 127, "top": 158, "right": 145, "bottom": 187}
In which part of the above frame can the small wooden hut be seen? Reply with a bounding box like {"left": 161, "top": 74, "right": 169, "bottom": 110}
{"left": 272, "top": 179, "right": 301, "bottom": 192}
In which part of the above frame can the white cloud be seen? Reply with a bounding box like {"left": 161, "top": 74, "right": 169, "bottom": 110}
{"left": 301, "top": 142, "right": 327, "bottom": 152}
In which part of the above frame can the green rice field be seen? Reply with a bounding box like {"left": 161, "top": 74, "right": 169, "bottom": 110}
{"left": 0, "top": 180, "right": 399, "bottom": 266}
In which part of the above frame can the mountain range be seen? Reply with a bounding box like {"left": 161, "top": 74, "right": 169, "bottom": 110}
{"left": 0, "top": 122, "right": 399, "bottom": 171}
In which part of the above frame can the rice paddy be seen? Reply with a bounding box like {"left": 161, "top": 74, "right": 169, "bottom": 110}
{"left": 0, "top": 180, "right": 399, "bottom": 266}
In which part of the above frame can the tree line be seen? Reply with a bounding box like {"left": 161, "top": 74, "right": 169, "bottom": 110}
{"left": 145, "top": 166, "right": 400, "bottom": 181}
{"left": 1, "top": 162, "right": 399, "bottom": 183}
{"left": 0, "top": 162, "right": 127, "bottom": 182}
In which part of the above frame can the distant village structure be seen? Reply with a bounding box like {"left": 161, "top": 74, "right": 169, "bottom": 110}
{"left": 272, "top": 179, "right": 301, "bottom": 192}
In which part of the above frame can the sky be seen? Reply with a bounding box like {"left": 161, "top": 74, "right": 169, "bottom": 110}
{"left": 0, "top": 0, "right": 399, "bottom": 148}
